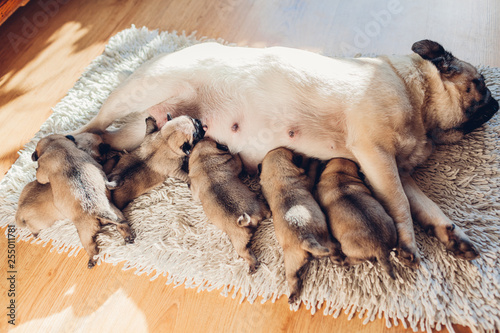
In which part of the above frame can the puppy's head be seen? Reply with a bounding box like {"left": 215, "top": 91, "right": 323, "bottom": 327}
{"left": 262, "top": 147, "right": 294, "bottom": 167}
{"left": 160, "top": 115, "right": 205, "bottom": 156}
{"left": 321, "top": 158, "right": 360, "bottom": 179}
{"left": 412, "top": 40, "right": 499, "bottom": 143}
{"left": 259, "top": 148, "right": 298, "bottom": 184}
{"left": 188, "top": 138, "right": 233, "bottom": 171}
{"left": 32, "top": 134, "right": 75, "bottom": 162}
{"left": 71, "top": 133, "right": 111, "bottom": 163}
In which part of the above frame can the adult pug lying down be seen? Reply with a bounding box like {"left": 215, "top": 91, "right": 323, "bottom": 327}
{"left": 75, "top": 39, "right": 499, "bottom": 266}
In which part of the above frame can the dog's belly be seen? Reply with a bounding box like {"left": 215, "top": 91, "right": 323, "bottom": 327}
{"left": 201, "top": 105, "right": 354, "bottom": 172}
{"left": 105, "top": 43, "right": 407, "bottom": 170}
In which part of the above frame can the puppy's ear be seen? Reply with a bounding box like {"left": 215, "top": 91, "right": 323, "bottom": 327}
{"left": 412, "top": 40, "right": 458, "bottom": 73}
{"left": 181, "top": 142, "right": 192, "bottom": 155}
{"left": 65, "top": 135, "right": 76, "bottom": 143}
{"left": 31, "top": 151, "right": 39, "bottom": 161}
{"left": 145, "top": 117, "right": 158, "bottom": 135}
{"left": 98, "top": 143, "right": 111, "bottom": 155}
{"left": 215, "top": 142, "right": 229, "bottom": 152}
{"left": 167, "top": 113, "right": 173, "bottom": 121}
{"left": 292, "top": 153, "right": 303, "bottom": 167}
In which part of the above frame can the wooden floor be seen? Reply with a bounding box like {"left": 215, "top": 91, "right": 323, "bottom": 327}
{"left": 1, "top": 0, "right": 498, "bottom": 331}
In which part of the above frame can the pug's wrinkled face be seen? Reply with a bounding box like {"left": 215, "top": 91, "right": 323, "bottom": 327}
{"left": 412, "top": 40, "right": 499, "bottom": 144}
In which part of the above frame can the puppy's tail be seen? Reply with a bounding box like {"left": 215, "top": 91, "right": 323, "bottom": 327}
{"left": 378, "top": 250, "right": 396, "bottom": 280}
{"left": 237, "top": 213, "right": 252, "bottom": 227}
{"left": 301, "top": 235, "right": 330, "bottom": 258}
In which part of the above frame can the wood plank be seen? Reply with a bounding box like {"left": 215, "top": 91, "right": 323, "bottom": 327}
{"left": 0, "top": 0, "right": 29, "bottom": 26}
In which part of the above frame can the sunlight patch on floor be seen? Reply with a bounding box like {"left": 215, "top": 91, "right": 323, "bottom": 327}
{"left": 11, "top": 289, "right": 148, "bottom": 332}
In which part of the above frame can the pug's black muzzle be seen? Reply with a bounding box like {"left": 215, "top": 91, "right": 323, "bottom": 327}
{"left": 461, "top": 89, "right": 499, "bottom": 134}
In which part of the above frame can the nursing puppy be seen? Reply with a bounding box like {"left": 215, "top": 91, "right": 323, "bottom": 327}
{"left": 259, "top": 148, "right": 343, "bottom": 303}
{"left": 316, "top": 158, "right": 397, "bottom": 279}
{"left": 29, "top": 134, "right": 134, "bottom": 268}
{"left": 108, "top": 115, "right": 205, "bottom": 209}
{"left": 188, "top": 138, "right": 270, "bottom": 273}
{"left": 75, "top": 40, "right": 499, "bottom": 265}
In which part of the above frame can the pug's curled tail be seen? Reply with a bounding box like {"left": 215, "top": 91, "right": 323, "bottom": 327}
{"left": 301, "top": 235, "right": 330, "bottom": 257}
{"left": 237, "top": 213, "right": 252, "bottom": 227}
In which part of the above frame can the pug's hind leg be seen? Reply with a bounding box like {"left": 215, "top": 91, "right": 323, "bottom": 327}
{"left": 74, "top": 218, "right": 101, "bottom": 269}
{"left": 401, "top": 174, "right": 479, "bottom": 260}
{"left": 283, "top": 250, "right": 309, "bottom": 304}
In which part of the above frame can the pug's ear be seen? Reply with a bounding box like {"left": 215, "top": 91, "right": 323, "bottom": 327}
{"left": 98, "top": 143, "right": 111, "bottom": 155}
{"left": 65, "top": 135, "right": 76, "bottom": 143}
{"left": 145, "top": 116, "right": 159, "bottom": 135}
{"left": 215, "top": 142, "right": 229, "bottom": 152}
{"left": 411, "top": 40, "right": 458, "bottom": 73}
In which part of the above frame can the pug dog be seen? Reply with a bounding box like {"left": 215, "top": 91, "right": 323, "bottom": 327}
{"left": 316, "top": 158, "right": 397, "bottom": 279}
{"left": 107, "top": 115, "right": 205, "bottom": 209}
{"left": 188, "top": 138, "right": 270, "bottom": 273}
{"left": 259, "top": 147, "right": 343, "bottom": 303}
{"left": 74, "top": 40, "right": 498, "bottom": 265}
{"left": 28, "top": 134, "right": 134, "bottom": 268}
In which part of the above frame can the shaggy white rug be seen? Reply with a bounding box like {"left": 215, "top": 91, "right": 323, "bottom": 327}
{"left": 1, "top": 26, "right": 499, "bottom": 333}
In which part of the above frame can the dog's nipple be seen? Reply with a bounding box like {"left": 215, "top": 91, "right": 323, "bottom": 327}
{"left": 288, "top": 130, "right": 295, "bottom": 138}
{"left": 232, "top": 123, "right": 239, "bottom": 132}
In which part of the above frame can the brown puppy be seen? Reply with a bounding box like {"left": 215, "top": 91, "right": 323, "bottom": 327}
{"left": 188, "top": 138, "right": 270, "bottom": 273}
{"left": 16, "top": 133, "right": 109, "bottom": 238}
{"left": 71, "top": 132, "right": 125, "bottom": 175}
{"left": 16, "top": 181, "right": 65, "bottom": 238}
{"left": 108, "top": 115, "right": 205, "bottom": 209}
{"left": 259, "top": 147, "right": 343, "bottom": 303}
{"left": 28, "top": 134, "right": 134, "bottom": 268}
{"left": 316, "top": 158, "right": 397, "bottom": 279}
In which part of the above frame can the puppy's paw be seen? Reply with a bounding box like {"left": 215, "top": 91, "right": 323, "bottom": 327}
{"left": 87, "top": 259, "right": 97, "bottom": 269}
{"left": 329, "top": 248, "right": 347, "bottom": 266}
{"left": 288, "top": 291, "right": 300, "bottom": 305}
{"left": 248, "top": 260, "right": 260, "bottom": 274}
{"left": 397, "top": 245, "right": 420, "bottom": 268}
{"left": 444, "top": 224, "right": 479, "bottom": 260}
{"left": 124, "top": 233, "right": 135, "bottom": 244}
